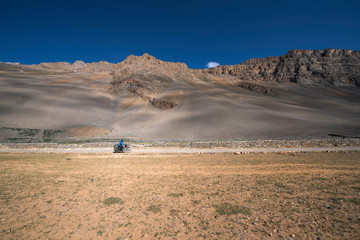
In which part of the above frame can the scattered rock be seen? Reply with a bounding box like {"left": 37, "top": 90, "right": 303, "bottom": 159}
{"left": 150, "top": 98, "right": 177, "bottom": 109}
{"left": 238, "top": 83, "right": 274, "bottom": 95}
{"left": 283, "top": 236, "right": 295, "bottom": 240}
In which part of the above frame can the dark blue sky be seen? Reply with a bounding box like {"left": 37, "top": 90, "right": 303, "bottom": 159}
{"left": 1, "top": 0, "right": 359, "bottom": 69}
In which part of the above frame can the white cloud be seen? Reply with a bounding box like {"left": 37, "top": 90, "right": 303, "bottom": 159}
{"left": 205, "top": 61, "right": 220, "bottom": 68}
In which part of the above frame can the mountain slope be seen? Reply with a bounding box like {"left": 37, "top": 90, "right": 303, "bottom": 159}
{"left": 0, "top": 50, "right": 360, "bottom": 141}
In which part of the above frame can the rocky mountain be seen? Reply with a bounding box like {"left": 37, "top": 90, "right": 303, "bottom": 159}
{"left": 108, "top": 50, "right": 360, "bottom": 107}
{"left": 207, "top": 49, "right": 360, "bottom": 86}
{"left": 110, "top": 53, "right": 191, "bottom": 109}
{"left": 111, "top": 53, "right": 190, "bottom": 80}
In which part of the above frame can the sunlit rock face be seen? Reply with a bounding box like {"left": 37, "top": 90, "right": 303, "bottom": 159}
{"left": 207, "top": 49, "right": 360, "bottom": 86}
{"left": 111, "top": 53, "right": 190, "bottom": 80}
{"left": 110, "top": 53, "right": 191, "bottom": 109}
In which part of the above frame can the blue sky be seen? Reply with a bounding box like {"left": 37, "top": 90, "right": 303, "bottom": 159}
{"left": 1, "top": 0, "right": 359, "bottom": 69}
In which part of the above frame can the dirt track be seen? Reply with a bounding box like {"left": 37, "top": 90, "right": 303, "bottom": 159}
{"left": 1, "top": 144, "right": 360, "bottom": 154}
{"left": 0, "top": 152, "right": 359, "bottom": 239}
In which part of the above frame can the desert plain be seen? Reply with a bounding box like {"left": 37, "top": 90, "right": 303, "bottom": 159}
{"left": 1, "top": 151, "right": 360, "bottom": 239}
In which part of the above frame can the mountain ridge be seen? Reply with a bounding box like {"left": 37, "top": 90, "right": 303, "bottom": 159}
{"left": 1, "top": 48, "right": 359, "bottom": 87}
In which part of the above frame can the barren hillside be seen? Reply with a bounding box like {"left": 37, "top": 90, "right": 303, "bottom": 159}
{"left": 1, "top": 49, "right": 360, "bottom": 141}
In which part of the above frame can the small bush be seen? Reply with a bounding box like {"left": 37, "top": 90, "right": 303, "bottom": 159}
{"left": 275, "top": 182, "right": 292, "bottom": 191}
{"left": 43, "top": 129, "right": 63, "bottom": 138}
{"left": 146, "top": 204, "right": 161, "bottom": 213}
{"left": 103, "top": 197, "right": 124, "bottom": 206}
{"left": 6, "top": 138, "right": 33, "bottom": 143}
{"left": 19, "top": 128, "right": 41, "bottom": 137}
{"left": 349, "top": 198, "right": 360, "bottom": 205}
{"left": 168, "top": 193, "right": 184, "bottom": 198}
{"left": 170, "top": 209, "right": 180, "bottom": 216}
{"left": 214, "top": 202, "right": 251, "bottom": 216}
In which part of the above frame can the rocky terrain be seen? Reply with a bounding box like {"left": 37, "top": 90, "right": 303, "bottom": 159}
{"left": 111, "top": 53, "right": 190, "bottom": 80}
{"left": 207, "top": 49, "right": 360, "bottom": 86}
{"left": 0, "top": 49, "right": 360, "bottom": 141}
{"left": 110, "top": 53, "right": 190, "bottom": 109}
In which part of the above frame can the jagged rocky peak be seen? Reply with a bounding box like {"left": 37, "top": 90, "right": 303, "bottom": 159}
{"left": 111, "top": 53, "right": 190, "bottom": 80}
{"left": 110, "top": 53, "right": 189, "bottom": 110}
{"left": 276, "top": 49, "right": 360, "bottom": 85}
{"left": 285, "top": 48, "right": 360, "bottom": 58}
{"left": 123, "top": 53, "right": 157, "bottom": 63}
{"left": 207, "top": 56, "right": 280, "bottom": 82}
{"left": 241, "top": 56, "right": 280, "bottom": 65}
{"left": 207, "top": 49, "right": 360, "bottom": 86}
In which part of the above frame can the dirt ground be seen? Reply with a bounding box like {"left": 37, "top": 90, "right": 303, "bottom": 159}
{"left": 0, "top": 152, "right": 359, "bottom": 239}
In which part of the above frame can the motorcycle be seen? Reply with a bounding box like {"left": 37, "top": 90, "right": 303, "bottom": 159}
{"left": 114, "top": 144, "right": 131, "bottom": 153}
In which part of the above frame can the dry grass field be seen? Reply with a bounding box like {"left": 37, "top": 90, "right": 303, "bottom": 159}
{"left": 0, "top": 152, "right": 360, "bottom": 239}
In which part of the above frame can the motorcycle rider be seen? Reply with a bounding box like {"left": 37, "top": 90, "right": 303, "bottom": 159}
{"left": 119, "top": 139, "right": 123, "bottom": 151}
